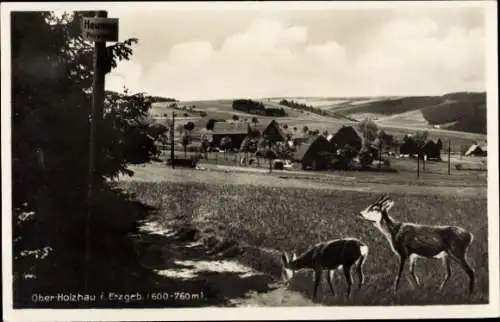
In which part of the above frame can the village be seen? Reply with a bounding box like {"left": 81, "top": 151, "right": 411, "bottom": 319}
{"left": 153, "top": 102, "right": 487, "bottom": 174}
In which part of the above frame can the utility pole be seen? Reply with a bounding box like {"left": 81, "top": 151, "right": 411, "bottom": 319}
{"left": 379, "top": 141, "right": 382, "bottom": 169}
{"left": 171, "top": 112, "right": 175, "bottom": 168}
{"left": 84, "top": 10, "right": 113, "bottom": 291}
{"left": 448, "top": 140, "right": 451, "bottom": 175}
{"left": 417, "top": 151, "right": 420, "bottom": 178}
{"left": 88, "top": 11, "right": 107, "bottom": 188}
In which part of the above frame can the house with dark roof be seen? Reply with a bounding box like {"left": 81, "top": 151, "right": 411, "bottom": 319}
{"left": 292, "top": 135, "right": 337, "bottom": 170}
{"left": 250, "top": 119, "right": 288, "bottom": 143}
{"left": 210, "top": 121, "right": 250, "bottom": 150}
{"left": 399, "top": 135, "right": 420, "bottom": 156}
{"left": 330, "top": 125, "right": 363, "bottom": 151}
{"left": 421, "top": 140, "right": 442, "bottom": 160}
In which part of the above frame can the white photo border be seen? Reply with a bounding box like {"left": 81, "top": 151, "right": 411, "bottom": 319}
{"left": 2, "top": 1, "right": 498, "bottom": 321}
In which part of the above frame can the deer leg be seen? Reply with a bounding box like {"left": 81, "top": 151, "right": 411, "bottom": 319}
{"left": 439, "top": 255, "right": 452, "bottom": 291}
{"left": 326, "top": 270, "right": 336, "bottom": 297}
{"left": 409, "top": 255, "right": 421, "bottom": 288}
{"left": 312, "top": 270, "right": 323, "bottom": 302}
{"left": 449, "top": 253, "right": 475, "bottom": 294}
{"left": 356, "top": 256, "right": 366, "bottom": 290}
{"left": 343, "top": 264, "right": 353, "bottom": 299}
{"left": 394, "top": 255, "right": 406, "bottom": 293}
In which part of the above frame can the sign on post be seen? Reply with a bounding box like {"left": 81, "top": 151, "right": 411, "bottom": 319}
{"left": 82, "top": 17, "right": 119, "bottom": 42}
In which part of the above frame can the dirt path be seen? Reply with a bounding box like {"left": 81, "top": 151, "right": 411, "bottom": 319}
{"left": 133, "top": 218, "right": 317, "bottom": 307}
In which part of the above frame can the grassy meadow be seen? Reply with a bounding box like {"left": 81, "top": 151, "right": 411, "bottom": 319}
{"left": 118, "top": 176, "right": 488, "bottom": 306}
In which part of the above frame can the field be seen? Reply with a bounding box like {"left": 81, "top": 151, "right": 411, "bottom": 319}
{"left": 116, "top": 160, "right": 488, "bottom": 306}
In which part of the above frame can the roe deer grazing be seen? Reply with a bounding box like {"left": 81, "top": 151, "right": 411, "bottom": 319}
{"left": 281, "top": 238, "right": 369, "bottom": 301}
{"left": 359, "top": 194, "right": 475, "bottom": 294}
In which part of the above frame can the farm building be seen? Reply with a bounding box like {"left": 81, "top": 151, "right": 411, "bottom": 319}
{"left": 250, "top": 119, "right": 288, "bottom": 142}
{"left": 329, "top": 125, "right": 363, "bottom": 151}
{"left": 292, "top": 135, "right": 336, "bottom": 170}
{"left": 399, "top": 136, "right": 420, "bottom": 156}
{"left": 210, "top": 121, "right": 250, "bottom": 150}
{"left": 421, "top": 140, "right": 442, "bottom": 160}
{"left": 465, "top": 143, "right": 487, "bottom": 157}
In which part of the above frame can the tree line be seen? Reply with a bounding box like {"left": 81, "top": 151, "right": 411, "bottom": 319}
{"left": 233, "top": 99, "right": 287, "bottom": 117}
{"left": 106, "top": 91, "right": 177, "bottom": 103}
{"left": 279, "top": 99, "right": 330, "bottom": 116}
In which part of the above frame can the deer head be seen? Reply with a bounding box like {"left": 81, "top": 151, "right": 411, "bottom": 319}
{"left": 359, "top": 194, "right": 395, "bottom": 223}
{"left": 281, "top": 251, "right": 297, "bottom": 284}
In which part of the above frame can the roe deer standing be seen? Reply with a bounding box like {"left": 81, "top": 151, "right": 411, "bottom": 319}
{"left": 281, "top": 238, "right": 369, "bottom": 301}
{"left": 359, "top": 194, "right": 475, "bottom": 294}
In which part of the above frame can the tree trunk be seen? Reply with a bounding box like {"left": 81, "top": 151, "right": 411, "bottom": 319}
{"left": 269, "top": 158, "right": 272, "bottom": 173}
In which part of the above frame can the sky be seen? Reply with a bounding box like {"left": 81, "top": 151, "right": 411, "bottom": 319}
{"left": 102, "top": 4, "right": 486, "bottom": 100}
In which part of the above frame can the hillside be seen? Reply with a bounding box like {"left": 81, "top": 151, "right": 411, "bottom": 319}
{"left": 280, "top": 92, "right": 486, "bottom": 134}
{"left": 420, "top": 93, "right": 486, "bottom": 134}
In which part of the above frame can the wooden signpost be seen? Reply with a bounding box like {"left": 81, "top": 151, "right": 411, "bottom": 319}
{"left": 82, "top": 11, "right": 119, "bottom": 291}
{"left": 81, "top": 17, "right": 119, "bottom": 42}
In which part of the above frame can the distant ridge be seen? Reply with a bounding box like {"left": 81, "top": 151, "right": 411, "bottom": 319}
{"left": 269, "top": 92, "right": 486, "bottom": 134}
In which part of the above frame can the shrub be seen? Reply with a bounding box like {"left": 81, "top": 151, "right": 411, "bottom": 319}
{"left": 184, "top": 121, "right": 195, "bottom": 132}
{"left": 358, "top": 149, "right": 375, "bottom": 168}
{"left": 11, "top": 12, "right": 162, "bottom": 207}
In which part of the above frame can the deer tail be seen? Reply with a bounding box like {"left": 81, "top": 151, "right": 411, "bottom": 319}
{"left": 450, "top": 226, "right": 474, "bottom": 251}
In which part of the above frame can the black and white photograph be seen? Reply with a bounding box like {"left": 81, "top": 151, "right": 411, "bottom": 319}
{"left": 2, "top": 1, "right": 499, "bottom": 321}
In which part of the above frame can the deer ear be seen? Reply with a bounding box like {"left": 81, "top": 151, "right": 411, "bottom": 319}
{"left": 383, "top": 199, "right": 395, "bottom": 211}
{"left": 292, "top": 252, "right": 297, "bottom": 261}
{"left": 282, "top": 252, "right": 290, "bottom": 264}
